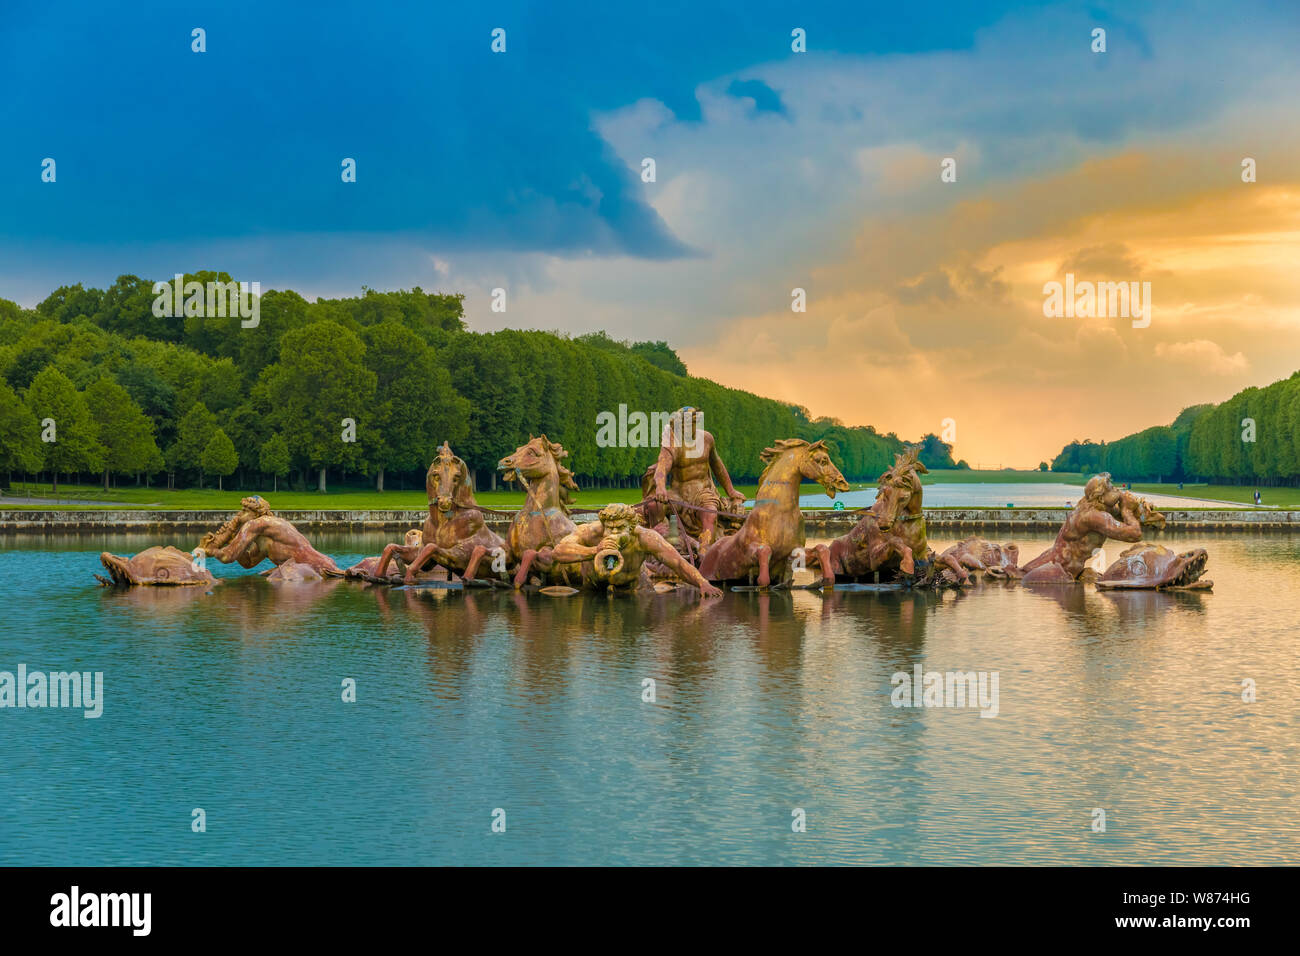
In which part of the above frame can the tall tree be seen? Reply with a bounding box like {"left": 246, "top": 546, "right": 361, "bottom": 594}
{"left": 167, "top": 402, "right": 218, "bottom": 485}
{"left": 362, "top": 321, "right": 469, "bottom": 490}
{"left": 0, "top": 380, "right": 45, "bottom": 484}
{"left": 201, "top": 428, "right": 239, "bottom": 491}
{"left": 260, "top": 321, "right": 376, "bottom": 492}
{"left": 23, "top": 366, "right": 104, "bottom": 492}
{"left": 259, "top": 433, "right": 291, "bottom": 492}
{"left": 85, "top": 376, "right": 163, "bottom": 490}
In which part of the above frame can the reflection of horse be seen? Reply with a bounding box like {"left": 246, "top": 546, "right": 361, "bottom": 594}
{"left": 818, "top": 446, "right": 968, "bottom": 585}
{"left": 382, "top": 442, "right": 508, "bottom": 584}
{"left": 498, "top": 435, "right": 580, "bottom": 587}
{"left": 699, "top": 439, "right": 847, "bottom": 587}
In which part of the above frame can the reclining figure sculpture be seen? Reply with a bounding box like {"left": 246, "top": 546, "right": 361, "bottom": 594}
{"left": 550, "top": 502, "right": 722, "bottom": 596}
{"left": 197, "top": 495, "right": 342, "bottom": 579}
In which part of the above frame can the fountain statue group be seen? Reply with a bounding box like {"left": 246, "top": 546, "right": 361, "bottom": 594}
{"left": 95, "top": 407, "right": 1212, "bottom": 595}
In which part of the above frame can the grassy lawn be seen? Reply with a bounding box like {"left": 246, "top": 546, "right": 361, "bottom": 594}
{"left": 1131, "top": 482, "right": 1300, "bottom": 509}
{"left": 0, "top": 481, "right": 763, "bottom": 511}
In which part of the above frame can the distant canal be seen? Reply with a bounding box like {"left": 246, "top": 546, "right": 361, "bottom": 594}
{"left": 792, "top": 482, "right": 1253, "bottom": 509}
{"left": 0, "top": 530, "right": 1294, "bottom": 865}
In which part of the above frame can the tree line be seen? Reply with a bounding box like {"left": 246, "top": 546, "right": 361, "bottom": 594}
{"left": 0, "top": 274, "right": 962, "bottom": 494}
{"left": 1052, "top": 370, "right": 1300, "bottom": 485}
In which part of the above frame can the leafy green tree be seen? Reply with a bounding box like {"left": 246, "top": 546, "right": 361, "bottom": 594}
{"left": 260, "top": 432, "right": 291, "bottom": 492}
{"left": 167, "top": 402, "right": 218, "bottom": 484}
{"left": 201, "top": 428, "right": 239, "bottom": 491}
{"left": 916, "top": 433, "right": 959, "bottom": 470}
{"left": 237, "top": 289, "right": 311, "bottom": 383}
{"left": 629, "top": 340, "right": 688, "bottom": 376}
{"left": 362, "top": 322, "right": 469, "bottom": 490}
{"left": 23, "top": 366, "right": 104, "bottom": 491}
{"left": 260, "top": 321, "right": 376, "bottom": 492}
{"left": 5, "top": 345, "right": 54, "bottom": 391}
{"left": 36, "top": 283, "right": 103, "bottom": 324}
{"left": 0, "top": 380, "right": 45, "bottom": 483}
{"left": 115, "top": 360, "right": 176, "bottom": 427}
{"left": 85, "top": 377, "right": 163, "bottom": 490}
{"left": 225, "top": 401, "right": 270, "bottom": 477}
{"left": 90, "top": 274, "right": 175, "bottom": 342}
{"left": 439, "top": 332, "right": 523, "bottom": 486}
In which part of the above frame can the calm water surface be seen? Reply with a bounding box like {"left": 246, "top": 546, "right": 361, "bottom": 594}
{"left": 0, "top": 530, "right": 1295, "bottom": 865}
{"left": 794, "top": 482, "right": 1253, "bottom": 509}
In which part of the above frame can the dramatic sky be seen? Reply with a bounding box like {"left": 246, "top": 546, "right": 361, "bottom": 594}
{"left": 2, "top": 0, "right": 1298, "bottom": 466}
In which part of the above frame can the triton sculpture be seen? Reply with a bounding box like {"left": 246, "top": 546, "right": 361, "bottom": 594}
{"left": 550, "top": 502, "right": 722, "bottom": 595}
{"left": 346, "top": 529, "right": 425, "bottom": 580}
{"left": 1020, "top": 473, "right": 1165, "bottom": 583}
{"left": 940, "top": 538, "right": 1023, "bottom": 580}
{"left": 197, "top": 495, "right": 342, "bottom": 577}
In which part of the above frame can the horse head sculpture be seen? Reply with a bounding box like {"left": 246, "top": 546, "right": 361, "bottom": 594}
{"left": 427, "top": 441, "right": 476, "bottom": 513}
{"left": 873, "top": 446, "right": 927, "bottom": 531}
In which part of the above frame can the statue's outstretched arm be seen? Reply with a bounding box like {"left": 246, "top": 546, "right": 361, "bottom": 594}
{"left": 652, "top": 445, "right": 674, "bottom": 498}
{"left": 210, "top": 517, "right": 266, "bottom": 563}
{"left": 551, "top": 525, "right": 602, "bottom": 565}
{"left": 639, "top": 528, "right": 721, "bottom": 596}
{"left": 709, "top": 443, "right": 743, "bottom": 500}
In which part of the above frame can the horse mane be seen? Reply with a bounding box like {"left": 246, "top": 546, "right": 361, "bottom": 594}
{"left": 503, "top": 435, "right": 578, "bottom": 512}
{"left": 542, "top": 435, "right": 579, "bottom": 511}
{"left": 882, "top": 444, "right": 927, "bottom": 485}
{"left": 758, "top": 438, "right": 823, "bottom": 485}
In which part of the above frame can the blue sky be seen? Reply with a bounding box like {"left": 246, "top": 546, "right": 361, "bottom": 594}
{"left": 0, "top": 1, "right": 1021, "bottom": 283}
{"left": 3, "top": 1, "right": 1298, "bottom": 464}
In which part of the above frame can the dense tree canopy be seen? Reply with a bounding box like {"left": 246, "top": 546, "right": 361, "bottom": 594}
{"left": 1049, "top": 381, "right": 1300, "bottom": 486}
{"left": 0, "top": 277, "right": 967, "bottom": 492}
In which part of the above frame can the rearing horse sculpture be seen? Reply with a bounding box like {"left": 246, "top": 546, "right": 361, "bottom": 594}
{"left": 818, "top": 446, "right": 969, "bottom": 585}
{"left": 498, "top": 435, "right": 580, "bottom": 588}
{"left": 699, "top": 438, "right": 847, "bottom": 588}
{"left": 375, "top": 442, "right": 508, "bottom": 585}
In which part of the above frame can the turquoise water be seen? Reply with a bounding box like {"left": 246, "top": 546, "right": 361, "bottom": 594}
{"left": 0, "top": 531, "right": 1296, "bottom": 865}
